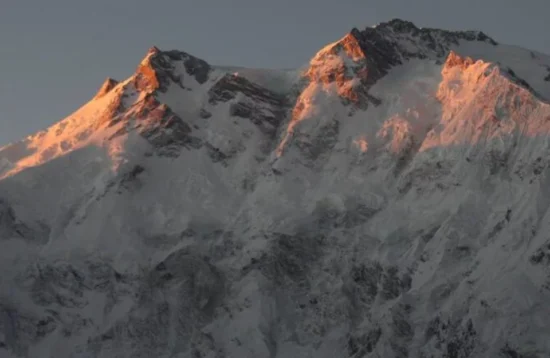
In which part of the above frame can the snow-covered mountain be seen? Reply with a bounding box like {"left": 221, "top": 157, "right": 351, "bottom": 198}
{"left": 2, "top": 18, "right": 550, "bottom": 357}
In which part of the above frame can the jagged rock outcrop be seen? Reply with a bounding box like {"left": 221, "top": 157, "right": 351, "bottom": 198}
{"left": 94, "top": 78, "right": 119, "bottom": 99}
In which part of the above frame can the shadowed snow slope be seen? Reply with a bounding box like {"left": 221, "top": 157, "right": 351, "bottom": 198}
{"left": 2, "top": 18, "right": 550, "bottom": 358}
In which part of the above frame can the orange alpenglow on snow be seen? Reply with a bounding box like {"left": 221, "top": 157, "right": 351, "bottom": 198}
{"left": 0, "top": 48, "right": 175, "bottom": 178}
{"left": 94, "top": 77, "right": 119, "bottom": 99}
{"left": 353, "top": 136, "right": 369, "bottom": 152}
{"left": 276, "top": 33, "right": 367, "bottom": 156}
{"left": 420, "top": 52, "right": 546, "bottom": 152}
{"left": 134, "top": 47, "right": 164, "bottom": 92}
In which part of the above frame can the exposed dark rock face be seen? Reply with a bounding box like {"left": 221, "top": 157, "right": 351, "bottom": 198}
{"left": 209, "top": 74, "right": 288, "bottom": 136}
{"left": 0, "top": 251, "right": 224, "bottom": 358}
{"left": 208, "top": 74, "right": 284, "bottom": 107}
{"left": 421, "top": 316, "right": 478, "bottom": 358}
{"left": 347, "top": 327, "right": 382, "bottom": 357}
{"left": 349, "top": 27, "right": 404, "bottom": 84}
{"left": 162, "top": 50, "right": 211, "bottom": 84}
{"left": 375, "top": 18, "right": 498, "bottom": 51}
{"left": 105, "top": 93, "right": 203, "bottom": 157}
{"left": 0, "top": 199, "right": 49, "bottom": 243}
{"left": 530, "top": 242, "right": 550, "bottom": 265}
{"left": 348, "top": 261, "right": 384, "bottom": 305}
{"left": 350, "top": 18, "right": 497, "bottom": 76}
{"left": 135, "top": 48, "right": 212, "bottom": 92}
{"left": 137, "top": 103, "right": 203, "bottom": 156}
{"left": 501, "top": 67, "right": 541, "bottom": 97}
{"left": 500, "top": 343, "right": 525, "bottom": 358}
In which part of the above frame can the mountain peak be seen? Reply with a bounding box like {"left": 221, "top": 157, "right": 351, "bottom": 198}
{"left": 147, "top": 45, "right": 161, "bottom": 55}
{"left": 134, "top": 47, "right": 212, "bottom": 93}
{"left": 378, "top": 18, "right": 418, "bottom": 32}
{"left": 444, "top": 50, "right": 475, "bottom": 69}
{"left": 369, "top": 18, "right": 498, "bottom": 47}
{"left": 94, "top": 77, "right": 119, "bottom": 99}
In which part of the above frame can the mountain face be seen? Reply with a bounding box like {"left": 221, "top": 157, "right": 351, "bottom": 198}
{"left": 2, "top": 18, "right": 550, "bottom": 358}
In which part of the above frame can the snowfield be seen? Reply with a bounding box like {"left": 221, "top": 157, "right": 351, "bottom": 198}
{"left": 1, "top": 18, "right": 550, "bottom": 357}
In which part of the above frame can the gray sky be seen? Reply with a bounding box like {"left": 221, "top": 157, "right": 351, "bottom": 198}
{"left": 1, "top": 0, "right": 549, "bottom": 145}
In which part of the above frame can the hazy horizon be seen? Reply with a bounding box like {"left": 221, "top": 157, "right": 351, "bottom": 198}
{"left": 1, "top": 0, "right": 549, "bottom": 145}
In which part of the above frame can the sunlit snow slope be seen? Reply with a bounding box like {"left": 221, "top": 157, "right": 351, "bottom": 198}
{"left": 2, "top": 19, "right": 550, "bottom": 358}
